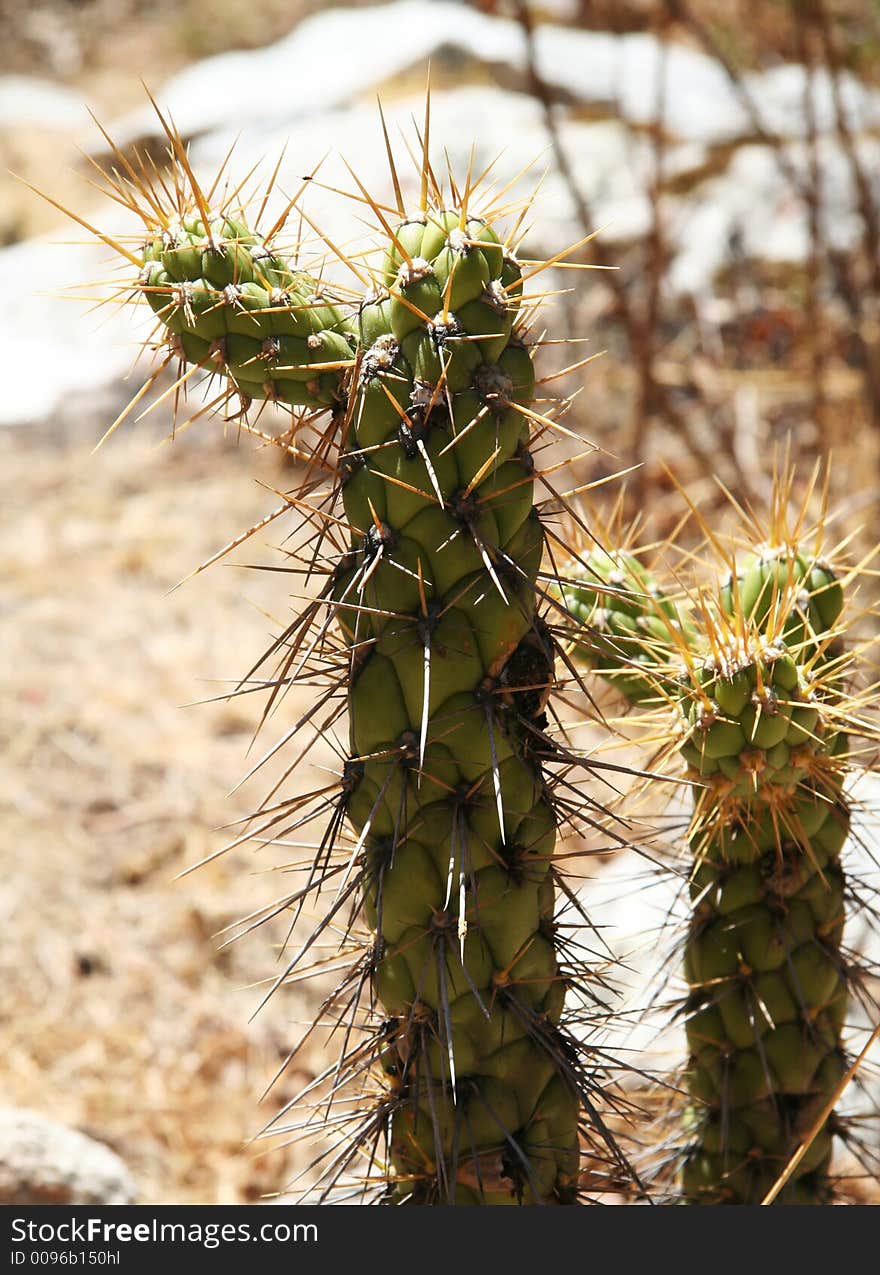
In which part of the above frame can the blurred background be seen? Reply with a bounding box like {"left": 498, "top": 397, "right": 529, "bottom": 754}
{"left": 1, "top": 0, "right": 879, "bottom": 1203}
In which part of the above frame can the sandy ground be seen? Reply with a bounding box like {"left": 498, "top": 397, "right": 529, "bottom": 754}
{"left": 0, "top": 395, "right": 346, "bottom": 1202}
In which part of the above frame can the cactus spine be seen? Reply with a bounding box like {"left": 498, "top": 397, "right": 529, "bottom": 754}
{"left": 68, "top": 102, "right": 644, "bottom": 1204}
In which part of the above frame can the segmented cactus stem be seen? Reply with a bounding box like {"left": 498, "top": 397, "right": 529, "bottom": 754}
{"left": 62, "top": 98, "right": 645, "bottom": 1204}
{"left": 563, "top": 499, "right": 871, "bottom": 1204}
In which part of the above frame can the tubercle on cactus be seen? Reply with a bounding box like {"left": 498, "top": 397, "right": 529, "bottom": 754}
{"left": 55, "top": 93, "right": 654, "bottom": 1203}
{"left": 560, "top": 470, "right": 880, "bottom": 1204}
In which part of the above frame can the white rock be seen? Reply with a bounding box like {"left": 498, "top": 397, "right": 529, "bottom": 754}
{"left": 744, "top": 62, "right": 880, "bottom": 140}
{"left": 0, "top": 231, "right": 148, "bottom": 427}
{"left": 668, "top": 136, "right": 880, "bottom": 296}
{"left": 106, "top": 1, "right": 880, "bottom": 154}
{"left": 0, "top": 1109, "right": 136, "bottom": 1205}
{"left": 110, "top": 1, "right": 524, "bottom": 145}
{"left": 0, "top": 76, "right": 92, "bottom": 131}
{"left": 89, "top": 2, "right": 727, "bottom": 150}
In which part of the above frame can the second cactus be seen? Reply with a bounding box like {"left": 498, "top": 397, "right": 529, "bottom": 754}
{"left": 564, "top": 517, "right": 860, "bottom": 1203}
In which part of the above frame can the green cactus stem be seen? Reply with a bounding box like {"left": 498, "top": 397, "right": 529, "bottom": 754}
{"left": 564, "top": 525, "right": 861, "bottom": 1204}
{"left": 66, "top": 101, "right": 645, "bottom": 1205}
{"left": 677, "top": 616, "right": 850, "bottom": 1205}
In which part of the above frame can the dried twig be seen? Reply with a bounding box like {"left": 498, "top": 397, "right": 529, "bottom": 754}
{"left": 513, "top": 0, "right": 727, "bottom": 494}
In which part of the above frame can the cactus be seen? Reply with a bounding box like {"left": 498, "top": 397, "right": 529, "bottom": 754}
{"left": 57, "top": 100, "right": 649, "bottom": 1204}
{"left": 562, "top": 498, "right": 871, "bottom": 1204}
{"left": 676, "top": 606, "right": 850, "bottom": 1204}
